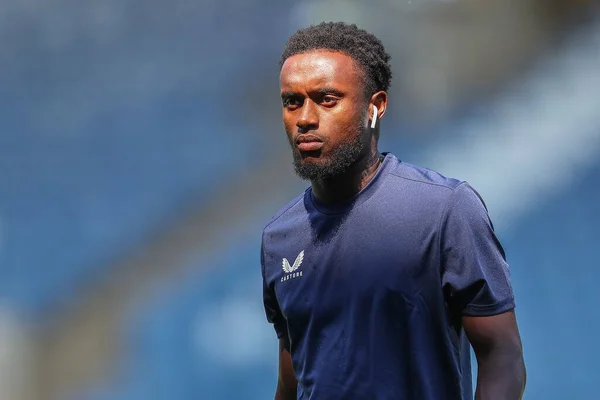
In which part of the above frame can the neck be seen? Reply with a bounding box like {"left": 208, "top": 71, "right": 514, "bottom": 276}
{"left": 311, "top": 147, "right": 382, "bottom": 205}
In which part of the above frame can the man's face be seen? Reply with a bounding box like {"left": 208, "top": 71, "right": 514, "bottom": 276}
{"left": 280, "top": 50, "right": 370, "bottom": 181}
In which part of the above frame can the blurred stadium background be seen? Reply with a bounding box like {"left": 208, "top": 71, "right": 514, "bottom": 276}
{"left": 1, "top": 0, "right": 599, "bottom": 399}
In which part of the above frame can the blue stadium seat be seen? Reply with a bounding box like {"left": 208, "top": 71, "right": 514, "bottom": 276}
{"left": 504, "top": 160, "right": 600, "bottom": 399}
{"left": 0, "top": 0, "right": 296, "bottom": 320}
{"left": 0, "top": 108, "right": 259, "bottom": 319}
{"left": 77, "top": 238, "right": 278, "bottom": 400}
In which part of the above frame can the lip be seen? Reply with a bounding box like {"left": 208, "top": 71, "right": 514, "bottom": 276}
{"left": 296, "top": 134, "right": 324, "bottom": 151}
{"left": 298, "top": 142, "right": 324, "bottom": 151}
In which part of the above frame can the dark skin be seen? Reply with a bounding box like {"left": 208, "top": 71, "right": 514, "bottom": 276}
{"left": 280, "top": 50, "right": 386, "bottom": 205}
{"left": 276, "top": 50, "right": 526, "bottom": 400}
{"left": 464, "top": 310, "right": 527, "bottom": 399}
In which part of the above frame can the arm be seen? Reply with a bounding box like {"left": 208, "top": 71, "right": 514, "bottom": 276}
{"left": 439, "top": 184, "right": 526, "bottom": 398}
{"left": 275, "top": 337, "right": 298, "bottom": 400}
{"left": 262, "top": 238, "right": 297, "bottom": 399}
{"left": 463, "top": 310, "right": 526, "bottom": 400}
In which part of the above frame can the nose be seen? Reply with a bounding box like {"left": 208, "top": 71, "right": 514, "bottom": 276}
{"left": 296, "top": 100, "right": 318, "bottom": 132}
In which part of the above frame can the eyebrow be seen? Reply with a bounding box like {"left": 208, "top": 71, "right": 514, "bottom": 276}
{"left": 315, "top": 87, "right": 345, "bottom": 97}
{"left": 281, "top": 91, "right": 299, "bottom": 99}
{"left": 281, "top": 87, "right": 345, "bottom": 99}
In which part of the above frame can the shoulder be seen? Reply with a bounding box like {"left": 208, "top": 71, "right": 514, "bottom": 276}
{"left": 262, "top": 189, "right": 308, "bottom": 236}
{"left": 380, "top": 155, "right": 467, "bottom": 207}
{"left": 384, "top": 157, "right": 495, "bottom": 237}
{"left": 394, "top": 160, "right": 488, "bottom": 213}
{"left": 387, "top": 158, "right": 464, "bottom": 191}
{"left": 381, "top": 155, "right": 491, "bottom": 220}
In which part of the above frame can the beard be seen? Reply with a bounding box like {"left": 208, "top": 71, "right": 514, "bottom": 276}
{"left": 290, "top": 125, "right": 365, "bottom": 181}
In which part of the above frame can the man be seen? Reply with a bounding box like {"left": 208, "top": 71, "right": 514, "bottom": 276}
{"left": 261, "top": 22, "right": 526, "bottom": 400}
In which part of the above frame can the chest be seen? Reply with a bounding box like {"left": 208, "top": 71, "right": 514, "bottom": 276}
{"left": 264, "top": 212, "right": 440, "bottom": 325}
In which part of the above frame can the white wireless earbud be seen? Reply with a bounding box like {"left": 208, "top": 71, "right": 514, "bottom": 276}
{"left": 370, "top": 106, "right": 378, "bottom": 129}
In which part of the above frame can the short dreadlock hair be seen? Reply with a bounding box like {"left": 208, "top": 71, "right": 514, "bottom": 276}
{"left": 280, "top": 22, "right": 392, "bottom": 98}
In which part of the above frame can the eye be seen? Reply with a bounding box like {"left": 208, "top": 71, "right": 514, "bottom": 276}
{"left": 283, "top": 97, "right": 302, "bottom": 110}
{"left": 320, "top": 96, "right": 339, "bottom": 107}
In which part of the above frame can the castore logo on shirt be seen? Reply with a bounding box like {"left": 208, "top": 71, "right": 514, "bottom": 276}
{"left": 281, "top": 250, "right": 304, "bottom": 282}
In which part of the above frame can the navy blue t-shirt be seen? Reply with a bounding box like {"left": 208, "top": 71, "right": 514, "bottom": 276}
{"left": 261, "top": 153, "right": 515, "bottom": 400}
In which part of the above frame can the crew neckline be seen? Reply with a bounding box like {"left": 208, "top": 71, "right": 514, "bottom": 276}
{"left": 307, "top": 152, "right": 396, "bottom": 215}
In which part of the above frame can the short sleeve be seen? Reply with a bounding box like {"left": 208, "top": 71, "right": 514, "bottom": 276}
{"left": 440, "top": 183, "right": 515, "bottom": 317}
{"left": 261, "top": 239, "right": 289, "bottom": 339}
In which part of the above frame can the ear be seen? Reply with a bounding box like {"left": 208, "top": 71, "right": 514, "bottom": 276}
{"left": 369, "top": 91, "right": 388, "bottom": 128}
